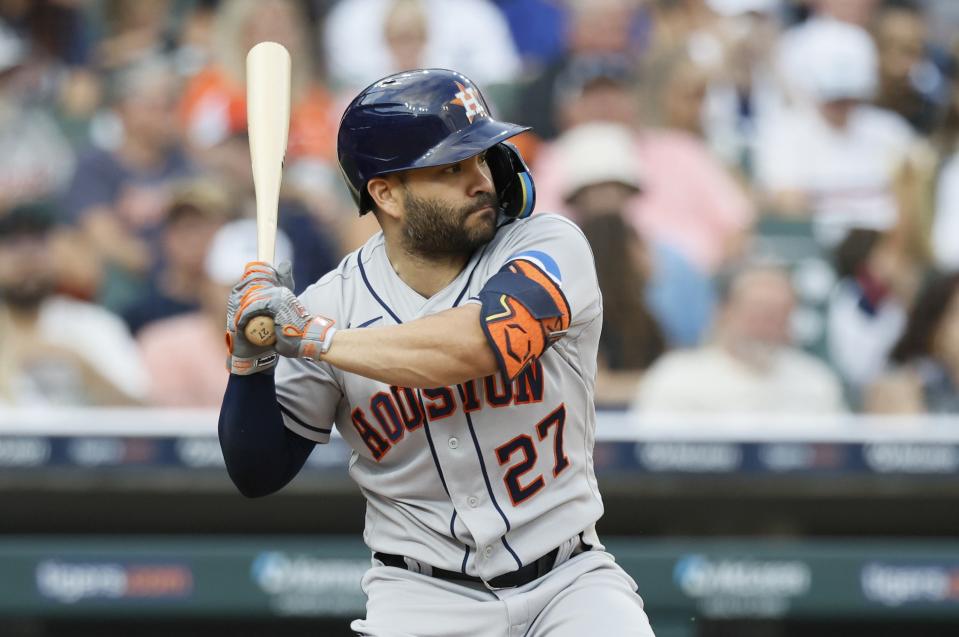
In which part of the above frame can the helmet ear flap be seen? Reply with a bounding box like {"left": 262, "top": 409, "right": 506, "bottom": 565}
{"left": 488, "top": 142, "right": 536, "bottom": 219}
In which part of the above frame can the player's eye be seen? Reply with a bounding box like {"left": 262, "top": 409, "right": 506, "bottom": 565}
{"left": 478, "top": 152, "right": 488, "bottom": 164}
{"left": 442, "top": 163, "right": 461, "bottom": 174}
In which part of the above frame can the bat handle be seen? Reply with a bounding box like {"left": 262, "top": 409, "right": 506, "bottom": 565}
{"left": 244, "top": 316, "right": 277, "bottom": 347}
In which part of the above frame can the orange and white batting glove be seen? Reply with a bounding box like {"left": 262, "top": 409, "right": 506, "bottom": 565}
{"left": 225, "top": 261, "right": 291, "bottom": 375}
{"left": 227, "top": 261, "right": 336, "bottom": 373}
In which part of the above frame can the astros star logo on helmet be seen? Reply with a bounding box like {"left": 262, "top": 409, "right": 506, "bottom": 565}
{"left": 450, "top": 81, "right": 487, "bottom": 124}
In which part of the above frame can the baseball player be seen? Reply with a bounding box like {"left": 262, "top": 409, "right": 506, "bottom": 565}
{"left": 218, "top": 68, "right": 655, "bottom": 637}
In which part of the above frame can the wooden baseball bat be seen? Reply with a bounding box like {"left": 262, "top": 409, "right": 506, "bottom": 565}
{"left": 243, "top": 41, "right": 291, "bottom": 347}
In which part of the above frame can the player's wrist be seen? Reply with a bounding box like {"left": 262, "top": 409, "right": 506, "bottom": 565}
{"left": 280, "top": 315, "right": 336, "bottom": 362}
{"left": 229, "top": 351, "right": 279, "bottom": 375}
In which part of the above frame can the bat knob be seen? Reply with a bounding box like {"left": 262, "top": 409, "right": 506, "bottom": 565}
{"left": 245, "top": 316, "right": 277, "bottom": 347}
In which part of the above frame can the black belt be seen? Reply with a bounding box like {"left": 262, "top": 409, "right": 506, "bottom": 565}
{"left": 374, "top": 546, "right": 560, "bottom": 589}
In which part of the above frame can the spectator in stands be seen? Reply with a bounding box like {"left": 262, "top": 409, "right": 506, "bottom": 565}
{"left": 580, "top": 213, "right": 667, "bottom": 406}
{"left": 62, "top": 55, "right": 194, "bottom": 311}
{"left": 646, "top": 0, "right": 719, "bottom": 59}
{"left": 534, "top": 60, "right": 756, "bottom": 273}
{"left": 826, "top": 229, "right": 910, "bottom": 396}
{"left": 122, "top": 180, "right": 233, "bottom": 335}
{"left": 138, "top": 218, "right": 293, "bottom": 407}
{"left": 554, "top": 122, "right": 715, "bottom": 350}
{"left": 871, "top": 0, "right": 947, "bottom": 135}
{"left": 554, "top": 124, "right": 668, "bottom": 404}
{"left": 179, "top": 0, "right": 337, "bottom": 165}
{"left": 698, "top": 0, "right": 788, "bottom": 174}
{"left": 323, "top": 0, "right": 521, "bottom": 93}
{"left": 755, "top": 19, "right": 915, "bottom": 246}
{"left": 0, "top": 20, "right": 75, "bottom": 210}
{"left": 632, "top": 262, "right": 846, "bottom": 413}
{"left": 640, "top": 46, "right": 710, "bottom": 139}
{"left": 510, "top": 0, "right": 647, "bottom": 144}
{"left": 0, "top": 203, "right": 147, "bottom": 406}
{"left": 776, "top": 1, "right": 883, "bottom": 110}
{"left": 866, "top": 272, "right": 959, "bottom": 413}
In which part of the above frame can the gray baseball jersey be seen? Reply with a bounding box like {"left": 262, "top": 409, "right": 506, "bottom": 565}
{"left": 274, "top": 213, "right": 604, "bottom": 582}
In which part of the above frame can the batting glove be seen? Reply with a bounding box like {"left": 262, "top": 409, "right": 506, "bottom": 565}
{"left": 228, "top": 262, "right": 337, "bottom": 371}
{"left": 225, "top": 261, "right": 293, "bottom": 375}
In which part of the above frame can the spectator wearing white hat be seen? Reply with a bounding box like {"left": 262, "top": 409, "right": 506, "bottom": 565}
{"left": 538, "top": 122, "right": 716, "bottom": 352}
{"left": 137, "top": 219, "right": 293, "bottom": 407}
{"left": 755, "top": 19, "right": 915, "bottom": 245}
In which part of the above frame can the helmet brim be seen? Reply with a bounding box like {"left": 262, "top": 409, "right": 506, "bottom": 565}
{"left": 406, "top": 118, "right": 530, "bottom": 172}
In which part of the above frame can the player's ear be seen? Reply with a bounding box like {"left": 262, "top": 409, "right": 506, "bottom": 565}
{"left": 367, "top": 176, "right": 403, "bottom": 221}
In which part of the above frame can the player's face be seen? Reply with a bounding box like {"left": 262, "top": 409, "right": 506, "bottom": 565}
{"left": 398, "top": 152, "right": 498, "bottom": 257}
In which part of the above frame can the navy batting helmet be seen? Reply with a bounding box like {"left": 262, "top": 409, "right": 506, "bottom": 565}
{"left": 337, "top": 69, "right": 535, "bottom": 219}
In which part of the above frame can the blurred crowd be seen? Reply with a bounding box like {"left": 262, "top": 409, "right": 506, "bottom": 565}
{"left": 0, "top": 0, "right": 957, "bottom": 417}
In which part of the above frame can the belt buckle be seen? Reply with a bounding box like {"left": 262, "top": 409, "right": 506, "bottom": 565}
{"left": 482, "top": 578, "right": 510, "bottom": 592}
{"left": 480, "top": 571, "right": 516, "bottom": 592}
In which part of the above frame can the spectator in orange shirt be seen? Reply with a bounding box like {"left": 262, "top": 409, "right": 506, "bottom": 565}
{"left": 179, "top": 0, "right": 337, "bottom": 164}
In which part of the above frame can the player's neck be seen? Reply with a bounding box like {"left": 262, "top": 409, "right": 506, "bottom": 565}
{"left": 385, "top": 240, "right": 470, "bottom": 299}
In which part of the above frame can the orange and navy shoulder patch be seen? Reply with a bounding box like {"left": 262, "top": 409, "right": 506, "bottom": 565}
{"left": 478, "top": 251, "right": 571, "bottom": 379}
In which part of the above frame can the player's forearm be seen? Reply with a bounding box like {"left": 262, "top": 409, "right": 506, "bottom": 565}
{"left": 323, "top": 304, "right": 498, "bottom": 388}
{"left": 218, "top": 373, "right": 316, "bottom": 497}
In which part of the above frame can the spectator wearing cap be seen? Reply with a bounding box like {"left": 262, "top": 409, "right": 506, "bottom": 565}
{"left": 632, "top": 262, "right": 846, "bottom": 414}
{"left": 122, "top": 180, "right": 234, "bottom": 335}
{"left": 776, "top": 1, "right": 883, "bottom": 104}
{"left": 866, "top": 272, "right": 959, "bottom": 414}
{"left": 62, "top": 55, "right": 195, "bottom": 311}
{"left": 137, "top": 218, "right": 293, "bottom": 407}
{"left": 0, "top": 203, "right": 147, "bottom": 406}
{"left": 547, "top": 123, "right": 668, "bottom": 404}
{"left": 534, "top": 61, "right": 756, "bottom": 274}
{"left": 755, "top": 19, "right": 915, "bottom": 246}
{"left": 548, "top": 122, "right": 715, "bottom": 351}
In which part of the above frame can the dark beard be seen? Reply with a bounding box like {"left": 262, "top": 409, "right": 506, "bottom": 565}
{"left": 401, "top": 190, "right": 498, "bottom": 258}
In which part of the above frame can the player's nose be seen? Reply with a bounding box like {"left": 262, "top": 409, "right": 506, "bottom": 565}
{"left": 465, "top": 155, "right": 495, "bottom": 198}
